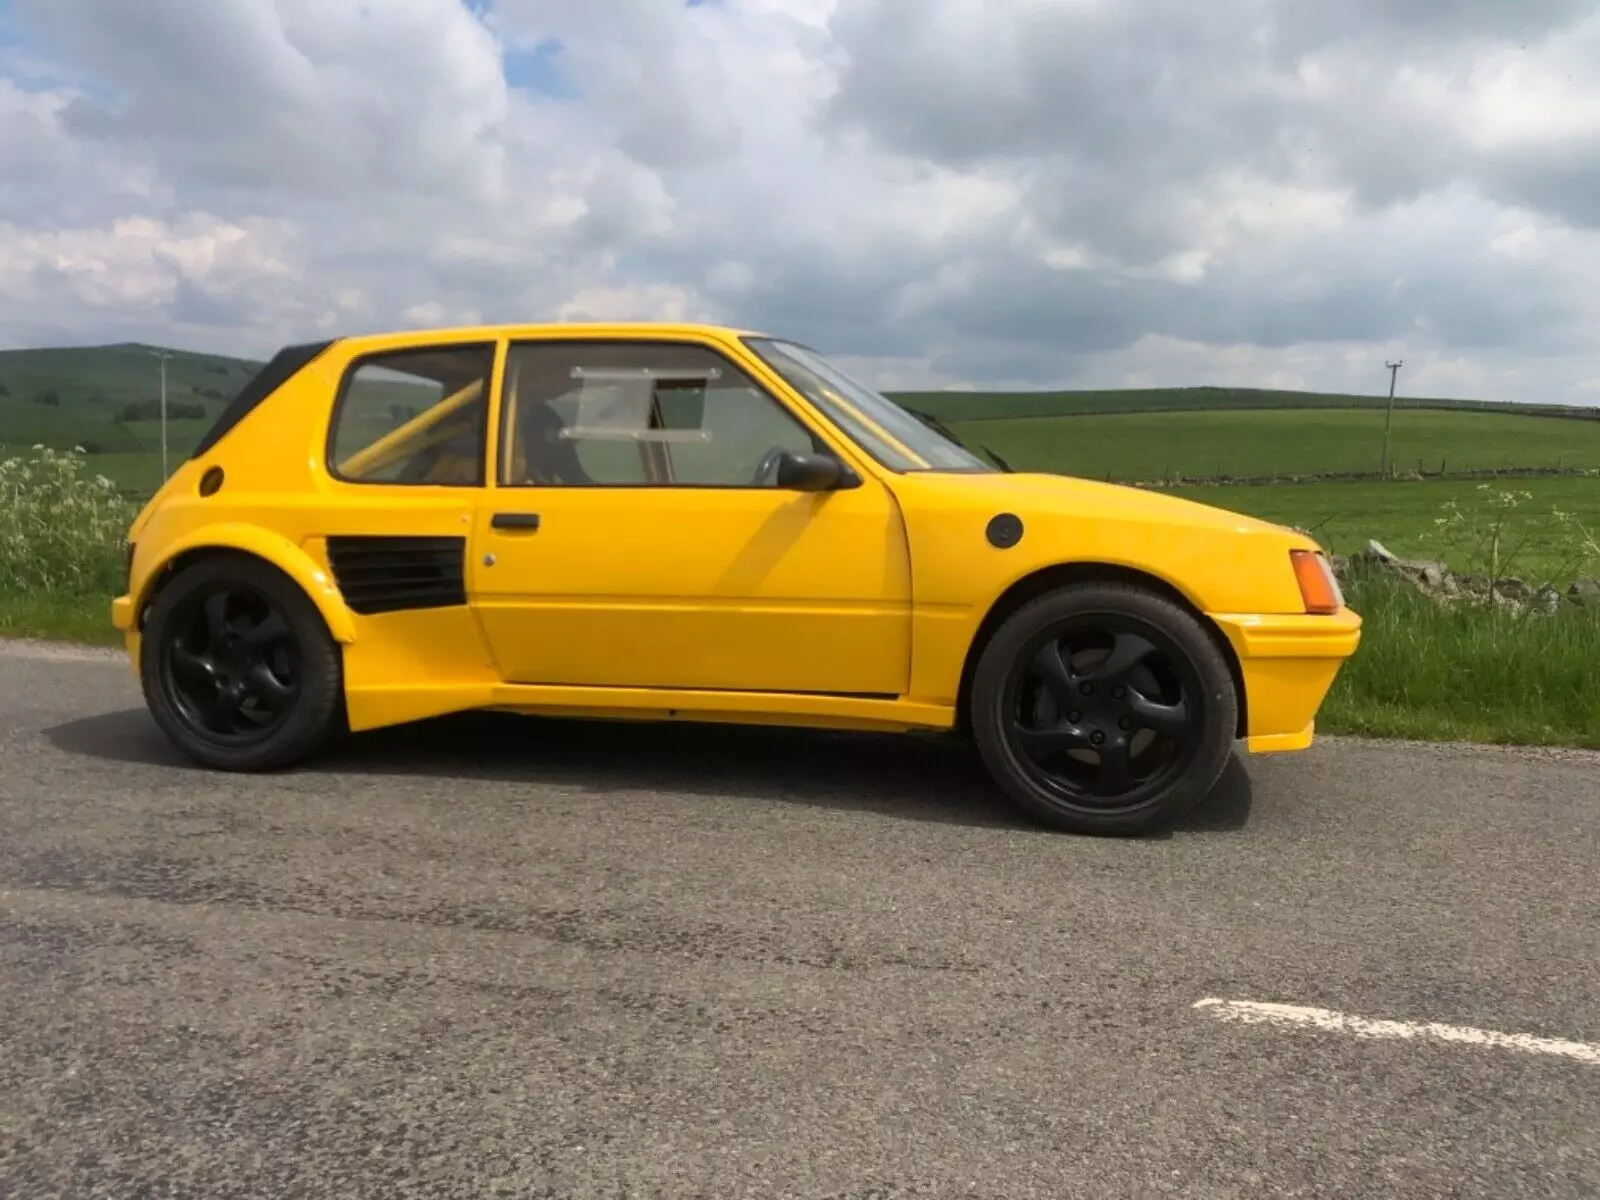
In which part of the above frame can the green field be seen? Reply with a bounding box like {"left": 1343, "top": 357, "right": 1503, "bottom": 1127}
{"left": 954, "top": 407, "right": 1600, "bottom": 482}
{"left": 31, "top": 404, "right": 1600, "bottom": 497}
{"left": 1171, "top": 476, "right": 1600, "bottom": 585}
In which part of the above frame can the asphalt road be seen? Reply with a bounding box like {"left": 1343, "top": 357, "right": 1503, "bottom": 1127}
{"left": 1, "top": 641, "right": 1597, "bottom": 1199}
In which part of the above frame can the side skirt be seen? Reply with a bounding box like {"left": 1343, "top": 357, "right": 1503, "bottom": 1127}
{"left": 344, "top": 680, "right": 957, "bottom": 736}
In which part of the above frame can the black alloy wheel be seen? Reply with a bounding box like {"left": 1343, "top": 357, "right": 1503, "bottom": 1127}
{"left": 139, "top": 553, "right": 344, "bottom": 771}
{"left": 970, "top": 582, "right": 1238, "bottom": 835}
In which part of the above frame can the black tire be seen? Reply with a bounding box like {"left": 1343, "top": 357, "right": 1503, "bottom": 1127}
{"left": 969, "top": 581, "right": 1238, "bottom": 835}
{"left": 139, "top": 552, "right": 344, "bottom": 772}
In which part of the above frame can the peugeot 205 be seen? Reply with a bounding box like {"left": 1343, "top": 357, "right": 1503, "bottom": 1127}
{"left": 111, "top": 323, "right": 1360, "bottom": 835}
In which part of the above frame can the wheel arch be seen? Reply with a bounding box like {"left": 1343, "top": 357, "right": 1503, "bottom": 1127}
{"left": 953, "top": 561, "right": 1248, "bottom": 738}
{"left": 134, "top": 526, "right": 357, "bottom": 645}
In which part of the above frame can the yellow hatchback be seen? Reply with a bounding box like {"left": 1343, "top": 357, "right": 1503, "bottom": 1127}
{"left": 112, "top": 323, "right": 1360, "bottom": 835}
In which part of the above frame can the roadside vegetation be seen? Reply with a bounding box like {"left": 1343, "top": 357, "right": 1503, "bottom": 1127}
{"left": 0, "top": 446, "right": 135, "bottom": 644}
{"left": 1324, "top": 484, "right": 1600, "bottom": 749}
{"left": 3, "top": 441, "right": 1598, "bottom": 749}
{"left": 1325, "top": 572, "right": 1600, "bottom": 749}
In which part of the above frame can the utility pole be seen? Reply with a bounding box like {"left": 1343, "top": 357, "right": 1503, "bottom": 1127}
{"left": 1380, "top": 359, "right": 1403, "bottom": 480}
{"left": 150, "top": 348, "right": 171, "bottom": 479}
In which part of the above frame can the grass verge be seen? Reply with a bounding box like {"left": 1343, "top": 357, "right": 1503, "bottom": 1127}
{"left": 1319, "top": 574, "right": 1600, "bottom": 750}
{"left": 0, "top": 589, "right": 122, "bottom": 646}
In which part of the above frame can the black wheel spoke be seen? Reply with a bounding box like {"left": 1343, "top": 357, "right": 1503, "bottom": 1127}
{"left": 212, "top": 683, "right": 245, "bottom": 726}
{"left": 202, "top": 593, "right": 230, "bottom": 644}
{"left": 1029, "top": 640, "right": 1075, "bottom": 697}
{"left": 1083, "top": 632, "right": 1156, "bottom": 687}
{"left": 242, "top": 610, "right": 290, "bottom": 649}
{"left": 1127, "top": 692, "right": 1190, "bottom": 739}
{"left": 170, "top": 647, "right": 219, "bottom": 690}
{"left": 1014, "top": 720, "right": 1092, "bottom": 761}
{"left": 245, "top": 661, "right": 294, "bottom": 708}
{"left": 1091, "top": 737, "right": 1136, "bottom": 796}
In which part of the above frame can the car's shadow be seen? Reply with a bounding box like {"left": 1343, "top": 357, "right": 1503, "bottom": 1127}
{"left": 43, "top": 708, "right": 1255, "bottom": 836}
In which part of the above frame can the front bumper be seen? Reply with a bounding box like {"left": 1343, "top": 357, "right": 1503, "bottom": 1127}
{"left": 111, "top": 595, "right": 134, "bottom": 632}
{"left": 1210, "top": 608, "right": 1362, "bottom": 752}
{"left": 1245, "top": 722, "right": 1316, "bottom": 754}
{"left": 1209, "top": 607, "right": 1363, "bottom": 661}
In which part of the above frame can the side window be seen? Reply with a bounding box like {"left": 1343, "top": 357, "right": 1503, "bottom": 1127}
{"left": 329, "top": 343, "right": 494, "bottom": 486}
{"left": 500, "top": 341, "right": 823, "bottom": 487}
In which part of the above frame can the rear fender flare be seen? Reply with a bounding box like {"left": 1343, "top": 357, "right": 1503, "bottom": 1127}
{"left": 136, "top": 524, "right": 357, "bottom": 644}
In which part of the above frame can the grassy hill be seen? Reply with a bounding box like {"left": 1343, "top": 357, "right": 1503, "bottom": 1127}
{"left": 0, "top": 343, "right": 264, "bottom": 462}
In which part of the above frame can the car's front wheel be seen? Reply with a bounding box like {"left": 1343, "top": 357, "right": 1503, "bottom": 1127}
{"left": 139, "top": 553, "right": 344, "bottom": 772}
{"left": 969, "top": 581, "right": 1238, "bottom": 835}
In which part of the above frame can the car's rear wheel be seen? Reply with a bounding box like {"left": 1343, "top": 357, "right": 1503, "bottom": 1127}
{"left": 139, "top": 553, "right": 343, "bottom": 771}
{"left": 969, "top": 581, "right": 1238, "bottom": 835}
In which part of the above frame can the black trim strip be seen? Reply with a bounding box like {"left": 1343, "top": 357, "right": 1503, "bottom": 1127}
{"left": 191, "top": 340, "right": 335, "bottom": 459}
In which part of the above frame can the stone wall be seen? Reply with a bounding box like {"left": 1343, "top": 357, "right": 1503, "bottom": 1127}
{"left": 1134, "top": 465, "right": 1600, "bottom": 490}
{"left": 1330, "top": 540, "right": 1600, "bottom": 615}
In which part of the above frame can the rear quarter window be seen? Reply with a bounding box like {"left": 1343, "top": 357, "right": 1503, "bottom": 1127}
{"left": 327, "top": 344, "right": 495, "bottom": 487}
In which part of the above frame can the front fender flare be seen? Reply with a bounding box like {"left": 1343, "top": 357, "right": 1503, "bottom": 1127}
{"left": 129, "top": 524, "right": 358, "bottom": 644}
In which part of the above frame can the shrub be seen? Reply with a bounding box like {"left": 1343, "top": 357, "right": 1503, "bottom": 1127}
{"left": 0, "top": 445, "right": 138, "bottom": 595}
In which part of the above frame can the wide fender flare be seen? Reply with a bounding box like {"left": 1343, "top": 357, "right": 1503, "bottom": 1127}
{"left": 978, "top": 553, "right": 1221, "bottom": 625}
{"left": 137, "top": 524, "right": 358, "bottom": 644}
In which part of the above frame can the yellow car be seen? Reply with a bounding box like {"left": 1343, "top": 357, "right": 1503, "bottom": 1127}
{"left": 112, "top": 322, "right": 1360, "bottom": 835}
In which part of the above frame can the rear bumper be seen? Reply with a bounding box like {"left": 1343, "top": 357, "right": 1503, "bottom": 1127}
{"left": 1210, "top": 608, "right": 1362, "bottom": 753}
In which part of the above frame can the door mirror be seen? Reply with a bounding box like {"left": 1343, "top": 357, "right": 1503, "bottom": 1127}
{"left": 775, "top": 451, "right": 861, "bottom": 492}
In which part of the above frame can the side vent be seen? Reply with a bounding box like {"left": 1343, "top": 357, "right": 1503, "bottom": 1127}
{"left": 325, "top": 535, "right": 467, "bottom": 616}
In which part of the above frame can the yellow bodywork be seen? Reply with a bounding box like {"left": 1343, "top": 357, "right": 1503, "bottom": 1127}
{"left": 112, "top": 322, "right": 1359, "bottom": 750}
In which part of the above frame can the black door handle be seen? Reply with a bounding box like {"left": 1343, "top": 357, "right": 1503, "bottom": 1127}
{"left": 491, "top": 512, "right": 541, "bottom": 530}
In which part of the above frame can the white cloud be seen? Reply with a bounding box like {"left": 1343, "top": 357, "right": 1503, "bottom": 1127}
{"left": 0, "top": 0, "right": 1596, "bottom": 406}
{"left": 554, "top": 283, "right": 705, "bottom": 324}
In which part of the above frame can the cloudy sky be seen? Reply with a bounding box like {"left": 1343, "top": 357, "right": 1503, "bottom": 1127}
{"left": 2, "top": 0, "right": 1599, "bottom": 402}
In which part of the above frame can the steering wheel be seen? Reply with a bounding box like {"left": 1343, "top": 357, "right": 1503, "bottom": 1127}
{"left": 750, "top": 445, "right": 790, "bottom": 486}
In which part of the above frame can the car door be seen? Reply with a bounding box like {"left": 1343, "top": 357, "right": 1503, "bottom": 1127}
{"left": 467, "top": 335, "right": 914, "bottom": 697}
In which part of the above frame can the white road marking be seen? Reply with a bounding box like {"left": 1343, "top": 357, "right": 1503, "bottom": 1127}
{"left": 1193, "top": 998, "right": 1600, "bottom": 1067}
